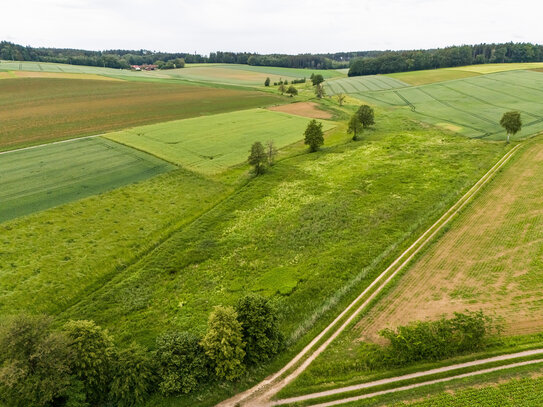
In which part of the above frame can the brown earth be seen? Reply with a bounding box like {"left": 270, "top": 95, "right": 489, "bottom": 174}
{"left": 0, "top": 78, "right": 283, "bottom": 150}
{"left": 356, "top": 138, "right": 543, "bottom": 343}
{"left": 268, "top": 102, "right": 333, "bottom": 119}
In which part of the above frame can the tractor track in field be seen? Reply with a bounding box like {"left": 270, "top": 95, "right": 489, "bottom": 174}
{"left": 216, "top": 144, "right": 522, "bottom": 407}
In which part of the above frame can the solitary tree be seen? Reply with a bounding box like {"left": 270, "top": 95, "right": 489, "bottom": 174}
{"left": 304, "top": 119, "right": 324, "bottom": 152}
{"left": 201, "top": 306, "right": 245, "bottom": 381}
{"left": 500, "top": 111, "right": 522, "bottom": 143}
{"left": 337, "top": 93, "right": 346, "bottom": 106}
{"left": 264, "top": 77, "right": 270, "bottom": 87}
{"left": 266, "top": 140, "right": 278, "bottom": 166}
{"left": 315, "top": 83, "right": 326, "bottom": 99}
{"left": 311, "top": 74, "right": 324, "bottom": 86}
{"left": 347, "top": 114, "right": 363, "bottom": 141}
{"left": 248, "top": 141, "right": 267, "bottom": 174}
{"left": 278, "top": 83, "right": 286, "bottom": 95}
{"left": 357, "top": 105, "right": 375, "bottom": 128}
{"left": 286, "top": 85, "right": 298, "bottom": 96}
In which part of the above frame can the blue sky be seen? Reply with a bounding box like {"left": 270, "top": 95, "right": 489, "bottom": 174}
{"left": 3, "top": 0, "right": 541, "bottom": 54}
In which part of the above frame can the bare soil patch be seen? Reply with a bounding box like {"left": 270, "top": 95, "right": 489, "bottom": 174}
{"left": 268, "top": 102, "right": 333, "bottom": 119}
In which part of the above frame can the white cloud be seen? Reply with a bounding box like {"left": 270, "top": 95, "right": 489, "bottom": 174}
{"left": 2, "top": 0, "right": 541, "bottom": 54}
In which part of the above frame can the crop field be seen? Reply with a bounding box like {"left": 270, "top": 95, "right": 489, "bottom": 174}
{"left": 387, "top": 68, "right": 481, "bottom": 85}
{"left": 0, "top": 77, "right": 283, "bottom": 150}
{"left": 352, "top": 70, "right": 543, "bottom": 140}
{"left": 268, "top": 102, "right": 333, "bottom": 119}
{"left": 450, "top": 62, "right": 543, "bottom": 74}
{"left": 0, "top": 137, "right": 174, "bottom": 222}
{"left": 106, "top": 108, "right": 336, "bottom": 174}
{"left": 325, "top": 75, "right": 409, "bottom": 95}
{"left": 0, "top": 60, "right": 344, "bottom": 85}
{"left": 355, "top": 137, "right": 543, "bottom": 342}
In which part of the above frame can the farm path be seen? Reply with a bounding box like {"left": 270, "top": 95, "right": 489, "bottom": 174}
{"left": 215, "top": 144, "right": 522, "bottom": 407}
{"left": 272, "top": 349, "right": 543, "bottom": 406}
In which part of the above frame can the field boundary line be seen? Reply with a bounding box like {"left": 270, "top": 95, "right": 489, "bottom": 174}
{"left": 273, "top": 348, "right": 543, "bottom": 405}
{"left": 217, "top": 143, "right": 522, "bottom": 407}
{"left": 0, "top": 134, "right": 102, "bottom": 156}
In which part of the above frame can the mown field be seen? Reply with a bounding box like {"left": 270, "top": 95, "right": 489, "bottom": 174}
{"left": 0, "top": 137, "right": 174, "bottom": 222}
{"left": 106, "top": 108, "right": 336, "bottom": 174}
{"left": 353, "top": 70, "right": 543, "bottom": 140}
{"left": 0, "top": 77, "right": 284, "bottom": 149}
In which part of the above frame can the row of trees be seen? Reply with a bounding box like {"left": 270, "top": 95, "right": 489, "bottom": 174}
{"left": 0, "top": 295, "right": 283, "bottom": 407}
{"left": 348, "top": 42, "right": 543, "bottom": 76}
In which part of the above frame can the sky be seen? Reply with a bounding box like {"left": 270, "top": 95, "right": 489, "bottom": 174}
{"left": 2, "top": 0, "right": 541, "bottom": 55}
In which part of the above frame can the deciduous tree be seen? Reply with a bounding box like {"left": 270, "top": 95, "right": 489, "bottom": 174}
{"left": 304, "top": 119, "right": 324, "bottom": 152}
{"left": 347, "top": 114, "right": 363, "bottom": 141}
{"left": 286, "top": 85, "right": 298, "bottom": 96}
{"left": 248, "top": 141, "right": 267, "bottom": 175}
{"left": 357, "top": 105, "right": 375, "bottom": 128}
{"left": 500, "top": 111, "right": 522, "bottom": 143}
{"left": 201, "top": 306, "right": 245, "bottom": 381}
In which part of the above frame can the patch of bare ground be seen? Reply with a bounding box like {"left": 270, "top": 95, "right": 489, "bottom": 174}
{"left": 268, "top": 102, "right": 333, "bottom": 119}
{"left": 357, "top": 139, "right": 543, "bottom": 343}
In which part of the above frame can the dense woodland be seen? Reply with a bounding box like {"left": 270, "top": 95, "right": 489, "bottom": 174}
{"left": 1, "top": 41, "right": 542, "bottom": 73}
{"left": 348, "top": 43, "right": 543, "bottom": 76}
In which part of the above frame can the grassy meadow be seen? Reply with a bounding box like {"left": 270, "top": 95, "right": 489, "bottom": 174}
{"left": 0, "top": 137, "right": 174, "bottom": 222}
{"left": 0, "top": 77, "right": 284, "bottom": 150}
{"left": 106, "top": 108, "right": 336, "bottom": 174}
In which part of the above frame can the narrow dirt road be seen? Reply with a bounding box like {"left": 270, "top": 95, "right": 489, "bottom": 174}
{"left": 215, "top": 144, "right": 522, "bottom": 407}
{"left": 273, "top": 348, "right": 543, "bottom": 405}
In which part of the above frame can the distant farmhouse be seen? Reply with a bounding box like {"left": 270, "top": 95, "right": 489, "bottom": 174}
{"left": 130, "top": 64, "right": 158, "bottom": 71}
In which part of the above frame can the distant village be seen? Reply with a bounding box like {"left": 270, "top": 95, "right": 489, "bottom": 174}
{"left": 130, "top": 64, "right": 158, "bottom": 71}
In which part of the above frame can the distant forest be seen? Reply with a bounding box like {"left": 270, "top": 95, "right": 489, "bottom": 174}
{"left": 348, "top": 43, "right": 543, "bottom": 76}
{"left": 1, "top": 41, "right": 542, "bottom": 73}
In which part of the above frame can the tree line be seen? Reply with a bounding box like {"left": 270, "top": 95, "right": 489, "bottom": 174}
{"left": 348, "top": 42, "right": 543, "bottom": 76}
{"left": 0, "top": 294, "right": 283, "bottom": 407}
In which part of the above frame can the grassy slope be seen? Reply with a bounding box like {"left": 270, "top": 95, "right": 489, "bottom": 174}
{"left": 0, "top": 77, "right": 284, "bottom": 150}
{"left": 353, "top": 70, "right": 543, "bottom": 140}
{"left": 106, "top": 109, "right": 336, "bottom": 174}
{"left": 59, "top": 108, "right": 504, "bottom": 348}
{"left": 0, "top": 137, "right": 174, "bottom": 222}
{"left": 0, "top": 168, "right": 232, "bottom": 317}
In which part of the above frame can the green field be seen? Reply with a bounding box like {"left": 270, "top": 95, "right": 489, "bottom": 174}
{"left": 0, "top": 60, "right": 344, "bottom": 86}
{"left": 387, "top": 68, "right": 481, "bottom": 85}
{"left": 0, "top": 137, "right": 174, "bottom": 222}
{"left": 106, "top": 108, "right": 336, "bottom": 174}
{"left": 0, "top": 77, "right": 284, "bottom": 150}
{"left": 325, "top": 75, "right": 410, "bottom": 94}
{"left": 354, "top": 70, "right": 543, "bottom": 140}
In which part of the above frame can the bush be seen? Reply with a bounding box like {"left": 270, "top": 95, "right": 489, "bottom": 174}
{"left": 379, "top": 311, "right": 499, "bottom": 366}
{"left": 235, "top": 295, "right": 284, "bottom": 365}
{"left": 110, "top": 343, "right": 155, "bottom": 407}
{"left": 0, "top": 315, "right": 76, "bottom": 407}
{"left": 201, "top": 306, "right": 245, "bottom": 380}
{"left": 155, "top": 332, "right": 209, "bottom": 395}
{"left": 64, "top": 320, "right": 115, "bottom": 404}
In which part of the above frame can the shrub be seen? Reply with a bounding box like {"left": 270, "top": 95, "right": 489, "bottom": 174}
{"left": 286, "top": 85, "right": 298, "bottom": 97}
{"left": 155, "top": 332, "right": 209, "bottom": 395}
{"left": 235, "top": 294, "right": 284, "bottom": 365}
{"left": 379, "top": 310, "right": 498, "bottom": 366}
{"left": 110, "top": 343, "right": 155, "bottom": 407}
{"left": 201, "top": 306, "right": 245, "bottom": 380}
{"left": 64, "top": 320, "right": 115, "bottom": 404}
